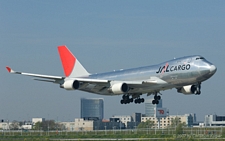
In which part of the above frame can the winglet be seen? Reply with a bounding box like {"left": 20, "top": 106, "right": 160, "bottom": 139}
{"left": 6, "top": 66, "right": 19, "bottom": 74}
{"left": 6, "top": 66, "right": 13, "bottom": 73}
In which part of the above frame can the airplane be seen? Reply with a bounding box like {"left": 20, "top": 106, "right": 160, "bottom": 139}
{"left": 6, "top": 45, "right": 217, "bottom": 105}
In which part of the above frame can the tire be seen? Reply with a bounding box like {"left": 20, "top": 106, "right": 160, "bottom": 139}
{"left": 157, "top": 95, "right": 161, "bottom": 100}
{"left": 130, "top": 98, "right": 133, "bottom": 103}
{"left": 138, "top": 99, "right": 141, "bottom": 104}
{"left": 152, "top": 100, "right": 156, "bottom": 104}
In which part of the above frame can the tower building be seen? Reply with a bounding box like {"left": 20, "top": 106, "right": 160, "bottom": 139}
{"left": 81, "top": 98, "right": 104, "bottom": 120}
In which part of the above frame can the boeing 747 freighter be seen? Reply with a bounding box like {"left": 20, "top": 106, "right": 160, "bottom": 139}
{"left": 6, "top": 45, "right": 217, "bottom": 104}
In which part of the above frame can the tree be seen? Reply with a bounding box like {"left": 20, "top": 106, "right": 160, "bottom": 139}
{"left": 175, "top": 123, "right": 184, "bottom": 135}
{"left": 10, "top": 120, "right": 20, "bottom": 130}
{"left": 137, "top": 120, "right": 154, "bottom": 129}
{"left": 167, "top": 117, "right": 186, "bottom": 136}
{"left": 33, "top": 121, "right": 41, "bottom": 130}
{"left": 170, "top": 117, "right": 181, "bottom": 127}
{"left": 33, "top": 120, "right": 60, "bottom": 131}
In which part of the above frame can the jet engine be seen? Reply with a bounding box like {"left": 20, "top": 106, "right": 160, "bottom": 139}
{"left": 177, "top": 85, "right": 197, "bottom": 95}
{"left": 111, "top": 83, "right": 129, "bottom": 94}
{"left": 61, "top": 80, "right": 80, "bottom": 90}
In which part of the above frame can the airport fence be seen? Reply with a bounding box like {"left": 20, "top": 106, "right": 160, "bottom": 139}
{"left": 0, "top": 126, "right": 224, "bottom": 137}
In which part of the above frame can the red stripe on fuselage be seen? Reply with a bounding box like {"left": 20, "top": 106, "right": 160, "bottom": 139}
{"left": 58, "top": 46, "right": 76, "bottom": 77}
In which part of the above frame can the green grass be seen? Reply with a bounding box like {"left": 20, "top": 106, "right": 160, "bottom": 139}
{"left": 0, "top": 128, "right": 225, "bottom": 141}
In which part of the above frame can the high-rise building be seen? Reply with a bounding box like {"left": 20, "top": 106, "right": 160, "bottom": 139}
{"left": 191, "top": 113, "right": 197, "bottom": 123}
{"left": 132, "top": 113, "right": 142, "bottom": 122}
{"left": 145, "top": 98, "right": 162, "bottom": 117}
{"left": 81, "top": 98, "right": 104, "bottom": 120}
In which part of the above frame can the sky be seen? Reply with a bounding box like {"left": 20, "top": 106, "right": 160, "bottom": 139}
{"left": 1, "top": 0, "right": 225, "bottom": 122}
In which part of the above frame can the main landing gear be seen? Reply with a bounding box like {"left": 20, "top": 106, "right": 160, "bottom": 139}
{"left": 152, "top": 93, "right": 161, "bottom": 105}
{"left": 120, "top": 94, "right": 133, "bottom": 104}
{"left": 134, "top": 98, "right": 144, "bottom": 104}
{"left": 120, "top": 94, "right": 144, "bottom": 104}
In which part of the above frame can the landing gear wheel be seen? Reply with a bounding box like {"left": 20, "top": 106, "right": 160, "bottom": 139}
{"left": 121, "top": 94, "right": 133, "bottom": 104}
{"left": 134, "top": 99, "right": 137, "bottom": 104}
{"left": 152, "top": 100, "right": 156, "bottom": 104}
{"left": 130, "top": 98, "right": 133, "bottom": 103}
{"left": 157, "top": 95, "right": 161, "bottom": 100}
{"left": 152, "top": 100, "right": 159, "bottom": 104}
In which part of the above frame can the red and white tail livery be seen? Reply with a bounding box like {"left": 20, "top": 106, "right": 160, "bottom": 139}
{"left": 58, "top": 46, "right": 89, "bottom": 77}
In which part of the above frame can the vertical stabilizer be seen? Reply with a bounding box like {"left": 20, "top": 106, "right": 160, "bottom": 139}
{"left": 58, "top": 45, "right": 90, "bottom": 77}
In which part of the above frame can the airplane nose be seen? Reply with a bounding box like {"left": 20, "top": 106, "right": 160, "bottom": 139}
{"left": 210, "top": 65, "right": 217, "bottom": 74}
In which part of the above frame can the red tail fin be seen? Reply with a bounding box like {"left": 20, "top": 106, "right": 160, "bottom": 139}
{"left": 58, "top": 46, "right": 76, "bottom": 77}
{"left": 58, "top": 45, "right": 89, "bottom": 77}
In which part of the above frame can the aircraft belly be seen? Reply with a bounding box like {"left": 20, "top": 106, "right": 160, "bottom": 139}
{"left": 128, "top": 83, "right": 174, "bottom": 94}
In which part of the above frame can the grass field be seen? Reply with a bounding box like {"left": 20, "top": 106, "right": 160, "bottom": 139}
{"left": 0, "top": 127, "right": 225, "bottom": 141}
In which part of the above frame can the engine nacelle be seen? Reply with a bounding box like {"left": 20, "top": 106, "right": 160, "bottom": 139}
{"left": 111, "top": 83, "right": 129, "bottom": 94}
{"left": 177, "top": 85, "right": 197, "bottom": 95}
{"left": 61, "top": 80, "right": 80, "bottom": 90}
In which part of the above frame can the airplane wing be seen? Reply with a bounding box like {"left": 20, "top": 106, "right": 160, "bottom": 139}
{"left": 6, "top": 66, "right": 167, "bottom": 94}
{"left": 75, "top": 77, "right": 167, "bottom": 95}
{"left": 6, "top": 66, "right": 64, "bottom": 83}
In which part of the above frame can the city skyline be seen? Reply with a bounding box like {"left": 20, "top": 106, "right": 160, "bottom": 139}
{"left": 0, "top": 97, "right": 214, "bottom": 123}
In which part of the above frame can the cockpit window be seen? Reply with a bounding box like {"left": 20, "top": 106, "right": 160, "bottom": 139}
{"left": 196, "top": 57, "right": 205, "bottom": 60}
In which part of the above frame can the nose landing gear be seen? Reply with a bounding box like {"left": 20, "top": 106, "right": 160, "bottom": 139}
{"left": 195, "top": 83, "right": 201, "bottom": 95}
